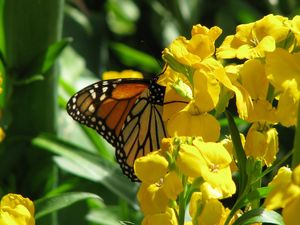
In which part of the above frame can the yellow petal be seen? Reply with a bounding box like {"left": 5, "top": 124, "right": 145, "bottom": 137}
{"left": 167, "top": 103, "right": 220, "bottom": 142}
{"left": 189, "top": 192, "right": 203, "bottom": 218}
{"left": 266, "top": 48, "right": 300, "bottom": 92}
{"left": 240, "top": 59, "right": 268, "bottom": 100}
{"left": 292, "top": 164, "right": 300, "bottom": 186}
{"left": 142, "top": 208, "right": 178, "bottom": 225}
{"left": 193, "top": 70, "right": 220, "bottom": 112}
{"left": 177, "top": 144, "right": 204, "bottom": 178}
{"left": 244, "top": 123, "right": 278, "bottom": 166}
{"left": 247, "top": 99, "right": 277, "bottom": 123}
{"left": 276, "top": 79, "right": 300, "bottom": 127}
{"left": 283, "top": 196, "right": 300, "bottom": 225}
{"left": 134, "top": 151, "right": 169, "bottom": 183}
{"left": 198, "top": 199, "right": 229, "bottom": 225}
{"left": 0, "top": 194, "right": 35, "bottom": 225}
{"left": 161, "top": 171, "right": 183, "bottom": 200}
{"left": 102, "top": 70, "right": 143, "bottom": 80}
{"left": 264, "top": 167, "right": 300, "bottom": 210}
{"left": 137, "top": 183, "right": 169, "bottom": 215}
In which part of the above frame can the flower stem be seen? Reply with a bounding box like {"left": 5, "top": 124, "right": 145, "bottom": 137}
{"left": 292, "top": 101, "right": 300, "bottom": 168}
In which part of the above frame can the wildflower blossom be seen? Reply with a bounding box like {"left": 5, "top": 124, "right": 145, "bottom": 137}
{"left": 0, "top": 193, "right": 35, "bottom": 225}
{"left": 102, "top": 70, "right": 143, "bottom": 79}
{"left": 217, "top": 14, "right": 289, "bottom": 59}
{"left": 265, "top": 165, "right": 300, "bottom": 225}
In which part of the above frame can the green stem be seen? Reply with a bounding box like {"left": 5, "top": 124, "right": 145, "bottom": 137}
{"left": 249, "top": 160, "right": 262, "bottom": 209}
{"left": 178, "top": 175, "right": 188, "bottom": 225}
{"left": 292, "top": 102, "right": 300, "bottom": 168}
{"left": 0, "top": 1, "right": 64, "bottom": 224}
{"left": 225, "top": 111, "right": 248, "bottom": 197}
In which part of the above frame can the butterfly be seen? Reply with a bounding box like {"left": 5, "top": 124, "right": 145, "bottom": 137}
{"left": 66, "top": 77, "right": 167, "bottom": 181}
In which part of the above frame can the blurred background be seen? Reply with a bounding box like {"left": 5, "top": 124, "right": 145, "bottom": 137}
{"left": 0, "top": 0, "right": 299, "bottom": 224}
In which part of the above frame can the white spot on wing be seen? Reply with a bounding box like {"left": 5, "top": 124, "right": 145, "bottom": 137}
{"left": 88, "top": 104, "right": 95, "bottom": 113}
{"left": 100, "top": 94, "right": 106, "bottom": 101}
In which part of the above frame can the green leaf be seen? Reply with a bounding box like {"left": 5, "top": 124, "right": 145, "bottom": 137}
{"left": 86, "top": 209, "right": 121, "bottom": 225}
{"left": 225, "top": 110, "right": 248, "bottom": 195}
{"left": 32, "top": 134, "right": 138, "bottom": 207}
{"left": 224, "top": 187, "right": 272, "bottom": 225}
{"left": 235, "top": 187, "right": 272, "bottom": 211}
{"left": 28, "top": 38, "right": 72, "bottom": 76}
{"left": 232, "top": 208, "right": 284, "bottom": 225}
{"left": 64, "top": 4, "right": 92, "bottom": 34}
{"left": 110, "top": 42, "right": 161, "bottom": 73}
{"left": 292, "top": 101, "right": 300, "bottom": 168}
{"left": 59, "top": 78, "right": 113, "bottom": 161}
{"left": 106, "top": 0, "right": 139, "bottom": 35}
{"left": 35, "top": 192, "right": 101, "bottom": 219}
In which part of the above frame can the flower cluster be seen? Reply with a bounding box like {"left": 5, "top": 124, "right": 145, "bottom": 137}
{"left": 0, "top": 193, "right": 35, "bottom": 225}
{"left": 135, "top": 14, "right": 300, "bottom": 225}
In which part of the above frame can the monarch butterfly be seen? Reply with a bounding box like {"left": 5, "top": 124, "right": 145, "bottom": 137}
{"left": 66, "top": 77, "right": 167, "bottom": 181}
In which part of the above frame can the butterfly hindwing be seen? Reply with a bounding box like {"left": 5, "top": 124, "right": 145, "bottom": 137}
{"left": 116, "top": 80, "right": 167, "bottom": 181}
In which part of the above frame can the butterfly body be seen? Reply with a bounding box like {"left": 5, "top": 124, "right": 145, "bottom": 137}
{"left": 67, "top": 78, "right": 166, "bottom": 181}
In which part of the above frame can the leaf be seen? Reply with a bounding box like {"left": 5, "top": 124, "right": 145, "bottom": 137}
{"left": 233, "top": 187, "right": 273, "bottom": 212}
{"left": 292, "top": 102, "right": 300, "bottom": 168}
{"left": 28, "top": 38, "right": 72, "bottom": 76}
{"left": 86, "top": 209, "right": 120, "bottom": 225}
{"left": 225, "top": 110, "right": 248, "bottom": 195}
{"left": 110, "top": 42, "right": 161, "bottom": 73}
{"left": 64, "top": 4, "right": 92, "bottom": 34}
{"left": 35, "top": 192, "right": 101, "bottom": 219}
{"left": 32, "top": 134, "right": 138, "bottom": 207}
{"left": 232, "top": 208, "right": 284, "bottom": 225}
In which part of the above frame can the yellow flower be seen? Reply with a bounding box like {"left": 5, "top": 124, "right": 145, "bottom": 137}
{"left": 134, "top": 150, "right": 169, "bottom": 184}
{"left": 276, "top": 79, "right": 300, "bottom": 127}
{"left": 161, "top": 171, "right": 183, "bottom": 201}
{"left": 162, "top": 25, "right": 222, "bottom": 69}
{"left": 266, "top": 48, "right": 300, "bottom": 92}
{"left": 102, "top": 70, "right": 143, "bottom": 80}
{"left": 197, "top": 199, "right": 230, "bottom": 225}
{"left": 0, "top": 128, "right": 5, "bottom": 142}
{"left": 177, "top": 143, "right": 205, "bottom": 178}
{"left": 240, "top": 59, "right": 268, "bottom": 100}
{"left": 217, "top": 14, "right": 289, "bottom": 59}
{"left": 244, "top": 122, "right": 278, "bottom": 166}
{"left": 220, "top": 135, "right": 245, "bottom": 173}
{"left": 167, "top": 101, "right": 220, "bottom": 142}
{"left": 193, "top": 65, "right": 221, "bottom": 113}
{"left": 285, "top": 15, "right": 300, "bottom": 47}
{"left": 0, "top": 193, "right": 35, "bottom": 225}
{"left": 213, "top": 67, "right": 253, "bottom": 120}
{"left": 266, "top": 48, "right": 300, "bottom": 126}
{"left": 193, "top": 139, "right": 236, "bottom": 198}
{"left": 177, "top": 139, "right": 236, "bottom": 198}
{"left": 0, "top": 76, "right": 2, "bottom": 94}
{"left": 189, "top": 192, "right": 203, "bottom": 219}
{"left": 264, "top": 165, "right": 300, "bottom": 225}
{"left": 158, "top": 67, "right": 190, "bottom": 122}
{"left": 137, "top": 183, "right": 169, "bottom": 215}
{"left": 142, "top": 208, "right": 178, "bottom": 225}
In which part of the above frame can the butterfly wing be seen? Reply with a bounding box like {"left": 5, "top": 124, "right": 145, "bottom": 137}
{"left": 116, "top": 80, "right": 167, "bottom": 181}
{"left": 66, "top": 79, "right": 150, "bottom": 147}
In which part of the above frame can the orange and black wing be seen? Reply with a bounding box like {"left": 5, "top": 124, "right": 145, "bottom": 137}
{"left": 116, "top": 80, "right": 167, "bottom": 181}
{"left": 67, "top": 79, "right": 150, "bottom": 147}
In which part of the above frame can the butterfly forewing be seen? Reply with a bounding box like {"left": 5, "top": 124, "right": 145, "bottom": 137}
{"left": 67, "top": 79, "right": 149, "bottom": 146}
